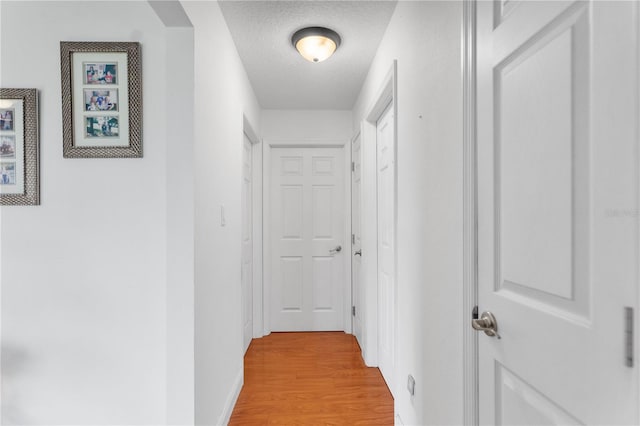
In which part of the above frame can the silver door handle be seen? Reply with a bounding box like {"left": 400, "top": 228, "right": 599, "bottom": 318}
{"left": 329, "top": 245, "right": 342, "bottom": 254}
{"left": 354, "top": 250, "right": 362, "bottom": 256}
{"left": 472, "top": 311, "right": 501, "bottom": 339}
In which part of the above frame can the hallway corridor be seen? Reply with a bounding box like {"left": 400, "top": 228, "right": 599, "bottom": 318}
{"left": 229, "top": 332, "right": 394, "bottom": 425}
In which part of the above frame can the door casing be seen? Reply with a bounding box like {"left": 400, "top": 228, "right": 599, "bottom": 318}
{"left": 350, "top": 131, "right": 364, "bottom": 346}
{"left": 462, "top": 1, "right": 479, "bottom": 424}
{"left": 357, "top": 61, "right": 397, "bottom": 373}
{"left": 242, "top": 114, "right": 263, "bottom": 341}
{"left": 241, "top": 132, "right": 253, "bottom": 353}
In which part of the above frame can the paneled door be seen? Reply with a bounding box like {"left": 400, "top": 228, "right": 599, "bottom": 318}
{"left": 241, "top": 134, "right": 253, "bottom": 353}
{"left": 377, "top": 104, "right": 395, "bottom": 394}
{"left": 270, "top": 147, "right": 345, "bottom": 331}
{"left": 351, "top": 134, "right": 363, "bottom": 345}
{"left": 476, "top": 1, "right": 639, "bottom": 423}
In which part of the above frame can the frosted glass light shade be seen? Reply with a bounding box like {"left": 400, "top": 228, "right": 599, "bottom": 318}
{"left": 292, "top": 27, "right": 341, "bottom": 63}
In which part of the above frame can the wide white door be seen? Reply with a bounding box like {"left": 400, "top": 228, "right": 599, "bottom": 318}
{"left": 477, "top": 1, "right": 639, "bottom": 424}
{"left": 351, "top": 134, "right": 363, "bottom": 345}
{"left": 377, "top": 104, "right": 395, "bottom": 394}
{"left": 241, "top": 135, "right": 253, "bottom": 353}
{"left": 270, "top": 147, "right": 345, "bottom": 331}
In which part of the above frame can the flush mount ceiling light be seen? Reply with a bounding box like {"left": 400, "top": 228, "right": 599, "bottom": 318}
{"left": 291, "top": 27, "right": 341, "bottom": 63}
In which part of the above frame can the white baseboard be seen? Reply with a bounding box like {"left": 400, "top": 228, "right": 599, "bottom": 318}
{"left": 217, "top": 369, "right": 243, "bottom": 425}
{"left": 361, "top": 344, "right": 376, "bottom": 367}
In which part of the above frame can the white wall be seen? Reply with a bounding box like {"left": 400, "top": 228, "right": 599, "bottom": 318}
{"left": 0, "top": 1, "right": 194, "bottom": 425}
{"left": 352, "top": 2, "right": 463, "bottom": 425}
{"left": 163, "top": 21, "right": 195, "bottom": 426}
{"left": 180, "top": 2, "right": 261, "bottom": 425}
{"left": 261, "top": 110, "right": 352, "bottom": 141}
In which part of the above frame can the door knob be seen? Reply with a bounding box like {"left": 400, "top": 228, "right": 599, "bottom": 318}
{"left": 472, "top": 311, "right": 501, "bottom": 339}
{"left": 354, "top": 249, "right": 362, "bottom": 256}
{"left": 329, "top": 245, "right": 342, "bottom": 254}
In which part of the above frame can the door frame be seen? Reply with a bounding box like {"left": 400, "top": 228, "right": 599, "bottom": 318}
{"left": 261, "top": 138, "right": 352, "bottom": 336}
{"left": 350, "top": 130, "right": 362, "bottom": 344}
{"left": 242, "top": 114, "right": 263, "bottom": 341}
{"left": 358, "top": 61, "right": 397, "bottom": 370}
{"left": 462, "top": 0, "right": 479, "bottom": 424}
{"left": 637, "top": 2, "right": 640, "bottom": 421}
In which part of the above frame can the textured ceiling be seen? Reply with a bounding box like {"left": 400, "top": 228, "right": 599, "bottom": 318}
{"left": 218, "top": 1, "right": 397, "bottom": 110}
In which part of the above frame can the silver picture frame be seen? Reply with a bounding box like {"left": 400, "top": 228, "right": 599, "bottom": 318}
{"left": 60, "top": 41, "right": 142, "bottom": 158}
{"left": 0, "top": 88, "right": 39, "bottom": 206}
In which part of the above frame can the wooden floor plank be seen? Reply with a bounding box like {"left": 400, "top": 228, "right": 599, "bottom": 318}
{"left": 229, "top": 332, "right": 394, "bottom": 425}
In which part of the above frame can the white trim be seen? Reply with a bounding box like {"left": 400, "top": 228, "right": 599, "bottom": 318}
{"left": 365, "top": 67, "right": 395, "bottom": 123}
{"left": 344, "top": 138, "right": 353, "bottom": 335}
{"left": 349, "top": 130, "right": 362, "bottom": 341}
{"left": 462, "top": 1, "right": 479, "bottom": 425}
{"left": 242, "top": 115, "right": 264, "bottom": 340}
{"left": 243, "top": 115, "right": 259, "bottom": 146}
{"left": 360, "top": 61, "right": 397, "bottom": 373}
{"left": 263, "top": 139, "right": 271, "bottom": 336}
{"left": 216, "top": 368, "right": 243, "bottom": 426}
{"left": 267, "top": 138, "right": 345, "bottom": 148}
{"left": 636, "top": 2, "right": 640, "bottom": 422}
{"left": 262, "top": 138, "right": 351, "bottom": 335}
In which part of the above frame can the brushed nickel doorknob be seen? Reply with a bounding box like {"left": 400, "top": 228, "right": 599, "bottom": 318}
{"left": 472, "top": 311, "right": 501, "bottom": 339}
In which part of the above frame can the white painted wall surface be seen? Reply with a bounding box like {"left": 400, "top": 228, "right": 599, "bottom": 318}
{"left": 163, "top": 25, "right": 195, "bottom": 426}
{"left": 353, "top": 2, "right": 463, "bottom": 425}
{"left": 261, "top": 110, "right": 352, "bottom": 141}
{"left": 180, "top": 2, "right": 261, "bottom": 425}
{"left": 0, "top": 1, "right": 195, "bottom": 424}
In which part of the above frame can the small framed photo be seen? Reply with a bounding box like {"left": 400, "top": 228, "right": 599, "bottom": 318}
{"left": 84, "top": 89, "right": 118, "bottom": 112}
{"left": 0, "top": 89, "right": 39, "bottom": 205}
{"left": 85, "top": 116, "right": 119, "bottom": 138}
{"left": 61, "top": 42, "right": 141, "bottom": 158}
{"left": 84, "top": 63, "right": 117, "bottom": 85}
{"left": 0, "top": 109, "right": 15, "bottom": 131}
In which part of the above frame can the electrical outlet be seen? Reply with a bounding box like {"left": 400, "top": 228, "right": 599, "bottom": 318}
{"left": 407, "top": 374, "right": 415, "bottom": 396}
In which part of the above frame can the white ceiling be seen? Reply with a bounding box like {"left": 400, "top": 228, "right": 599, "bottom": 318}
{"left": 218, "top": 1, "right": 398, "bottom": 110}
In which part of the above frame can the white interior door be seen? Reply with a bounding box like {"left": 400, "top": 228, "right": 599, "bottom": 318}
{"left": 477, "top": 1, "right": 639, "bottom": 423}
{"left": 241, "top": 134, "right": 253, "bottom": 353}
{"left": 270, "top": 147, "right": 345, "bottom": 331}
{"left": 377, "top": 104, "right": 395, "bottom": 394}
{"left": 351, "top": 134, "right": 363, "bottom": 345}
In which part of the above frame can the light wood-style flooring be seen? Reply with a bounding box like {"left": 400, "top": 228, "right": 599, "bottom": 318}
{"left": 229, "top": 332, "right": 394, "bottom": 425}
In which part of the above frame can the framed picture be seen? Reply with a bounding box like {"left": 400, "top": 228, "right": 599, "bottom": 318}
{"left": 0, "top": 89, "right": 39, "bottom": 205}
{"left": 60, "top": 42, "right": 142, "bottom": 158}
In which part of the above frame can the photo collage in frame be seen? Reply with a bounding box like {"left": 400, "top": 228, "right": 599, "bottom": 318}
{"left": 83, "top": 62, "right": 120, "bottom": 139}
